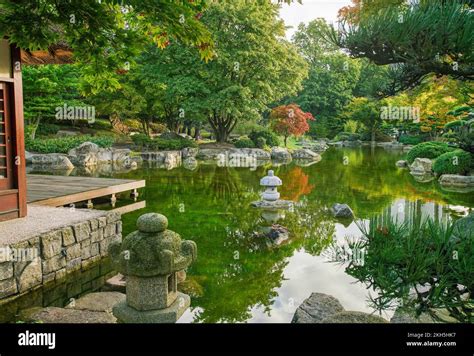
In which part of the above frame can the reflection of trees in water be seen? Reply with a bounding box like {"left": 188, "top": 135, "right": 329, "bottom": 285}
{"left": 190, "top": 196, "right": 334, "bottom": 323}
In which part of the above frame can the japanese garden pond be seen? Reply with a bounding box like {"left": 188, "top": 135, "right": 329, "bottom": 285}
{"left": 3, "top": 147, "right": 473, "bottom": 323}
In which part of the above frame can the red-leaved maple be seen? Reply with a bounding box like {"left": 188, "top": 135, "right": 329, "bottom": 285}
{"left": 269, "top": 104, "right": 314, "bottom": 146}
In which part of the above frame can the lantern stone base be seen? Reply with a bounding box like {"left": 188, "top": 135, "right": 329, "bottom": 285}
{"left": 113, "top": 292, "right": 190, "bottom": 323}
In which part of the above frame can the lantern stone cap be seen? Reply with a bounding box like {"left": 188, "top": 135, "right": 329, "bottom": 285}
{"left": 260, "top": 170, "right": 282, "bottom": 187}
{"left": 137, "top": 213, "right": 168, "bottom": 233}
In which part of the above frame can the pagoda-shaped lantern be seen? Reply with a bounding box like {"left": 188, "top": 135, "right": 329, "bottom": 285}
{"left": 260, "top": 170, "right": 282, "bottom": 201}
{"left": 109, "top": 213, "right": 197, "bottom": 323}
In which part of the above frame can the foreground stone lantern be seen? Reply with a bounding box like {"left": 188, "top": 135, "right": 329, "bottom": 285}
{"left": 109, "top": 213, "right": 197, "bottom": 323}
{"left": 261, "top": 170, "right": 282, "bottom": 201}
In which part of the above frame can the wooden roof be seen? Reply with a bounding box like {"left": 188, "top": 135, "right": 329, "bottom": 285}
{"left": 20, "top": 42, "right": 74, "bottom": 65}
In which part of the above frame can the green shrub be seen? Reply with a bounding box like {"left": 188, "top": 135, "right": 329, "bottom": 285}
{"left": 399, "top": 135, "right": 424, "bottom": 145}
{"left": 433, "top": 149, "right": 472, "bottom": 175}
{"left": 131, "top": 134, "right": 196, "bottom": 151}
{"left": 36, "top": 123, "right": 60, "bottom": 137}
{"left": 92, "top": 119, "right": 112, "bottom": 131}
{"left": 248, "top": 129, "right": 279, "bottom": 147}
{"left": 406, "top": 142, "right": 455, "bottom": 163}
{"left": 334, "top": 132, "right": 361, "bottom": 141}
{"left": 234, "top": 137, "right": 255, "bottom": 148}
{"left": 26, "top": 135, "right": 115, "bottom": 154}
{"left": 255, "top": 137, "right": 266, "bottom": 149}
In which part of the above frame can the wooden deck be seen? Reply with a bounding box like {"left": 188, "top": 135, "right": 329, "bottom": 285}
{"left": 27, "top": 174, "right": 146, "bottom": 214}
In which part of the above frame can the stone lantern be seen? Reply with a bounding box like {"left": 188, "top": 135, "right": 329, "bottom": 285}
{"left": 260, "top": 170, "right": 282, "bottom": 201}
{"left": 109, "top": 213, "right": 197, "bottom": 323}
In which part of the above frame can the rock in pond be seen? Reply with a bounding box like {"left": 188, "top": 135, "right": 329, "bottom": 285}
{"left": 439, "top": 174, "right": 474, "bottom": 189}
{"left": 31, "top": 153, "right": 74, "bottom": 170}
{"left": 21, "top": 306, "right": 117, "bottom": 323}
{"left": 271, "top": 147, "right": 292, "bottom": 162}
{"left": 292, "top": 293, "right": 345, "bottom": 323}
{"left": 331, "top": 203, "right": 354, "bottom": 218}
{"left": 322, "top": 311, "right": 388, "bottom": 323}
{"left": 396, "top": 160, "right": 408, "bottom": 168}
{"left": 183, "top": 157, "right": 198, "bottom": 171}
{"left": 66, "top": 292, "right": 126, "bottom": 313}
{"left": 182, "top": 147, "right": 199, "bottom": 159}
{"left": 409, "top": 158, "right": 433, "bottom": 176}
{"left": 292, "top": 149, "right": 321, "bottom": 161}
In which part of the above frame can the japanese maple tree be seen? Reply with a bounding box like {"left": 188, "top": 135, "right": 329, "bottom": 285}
{"left": 269, "top": 104, "right": 314, "bottom": 146}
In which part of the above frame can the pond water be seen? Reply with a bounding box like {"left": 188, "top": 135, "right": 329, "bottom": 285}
{"left": 113, "top": 147, "right": 473, "bottom": 323}
{"left": 3, "top": 147, "right": 472, "bottom": 323}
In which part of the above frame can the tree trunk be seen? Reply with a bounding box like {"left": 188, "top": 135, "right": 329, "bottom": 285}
{"left": 194, "top": 127, "right": 201, "bottom": 139}
{"left": 371, "top": 127, "right": 376, "bottom": 145}
{"left": 284, "top": 136, "right": 288, "bottom": 147}
{"left": 208, "top": 111, "right": 237, "bottom": 143}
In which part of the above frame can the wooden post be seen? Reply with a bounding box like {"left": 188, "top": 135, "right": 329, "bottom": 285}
{"left": 130, "top": 189, "right": 139, "bottom": 202}
{"left": 111, "top": 194, "right": 117, "bottom": 208}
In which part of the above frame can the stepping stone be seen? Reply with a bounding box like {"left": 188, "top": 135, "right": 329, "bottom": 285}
{"left": 66, "top": 292, "right": 125, "bottom": 313}
{"left": 21, "top": 307, "right": 116, "bottom": 323}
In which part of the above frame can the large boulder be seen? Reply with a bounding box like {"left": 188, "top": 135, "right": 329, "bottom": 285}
{"left": 292, "top": 149, "right": 322, "bottom": 161}
{"left": 322, "top": 311, "right": 388, "bottom": 323}
{"left": 301, "top": 141, "right": 329, "bottom": 152}
{"left": 197, "top": 148, "right": 270, "bottom": 161}
{"left": 238, "top": 148, "right": 271, "bottom": 160}
{"left": 439, "top": 174, "right": 474, "bottom": 188}
{"left": 182, "top": 147, "right": 199, "bottom": 159}
{"left": 409, "top": 158, "right": 433, "bottom": 176}
{"left": 396, "top": 160, "right": 408, "bottom": 168}
{"left": 31, "top": 154, "right": 74, "bottom": 170}
{"left": 390, "top": 308, "right": 436, "bottom": 323}
{"left": 453, "top": 213, "right": 474, "bottom": 239}
{"left": 331, "top": 203, "right": 354, "bottom": 218}
{"left": 271, "top": 147, "right": 292, "bottom": 161}
{"left": 68, "top": 142, "right": 101, "bottom": 167}
{"left": 292, "top": 293, "right": 345, "bottom": 323}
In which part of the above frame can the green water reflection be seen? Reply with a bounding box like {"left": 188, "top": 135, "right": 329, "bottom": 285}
{"left": 113, "top": 147, "right": 473, "bottom": 323}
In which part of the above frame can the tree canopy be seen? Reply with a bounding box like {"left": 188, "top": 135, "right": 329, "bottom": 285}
{"left": 331, "top": 0, "right": 474, "bottom": 91}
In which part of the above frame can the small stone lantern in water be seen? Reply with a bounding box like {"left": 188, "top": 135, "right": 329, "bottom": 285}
{"left": 109, "top": 213, "right": 197, "bottom": 323}
{"left": 251, "top": 170, "right": 293, "bottom": 209}
{"left": 261, "top": 170, "right": 282, "bottom": 201}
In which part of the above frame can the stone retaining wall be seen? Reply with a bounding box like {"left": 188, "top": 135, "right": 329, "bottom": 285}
{"left": 0, "top": 211, "right": 122, "bottom": 301}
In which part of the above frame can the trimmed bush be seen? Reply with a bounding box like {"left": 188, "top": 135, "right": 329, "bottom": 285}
{"left": 335, "top": 132, "right": 361, "bottom": 142}
{"left": 406, "top": 142, "right": 455, "bottom": 164}
{"left": 433, "top": 150, "right": 472, "bottom": 175}
{"left": 234, "top": 137, "right": 255, "bottom": 148}
{"left": 26, "top": 135, "right": 115, "bottom": 154}
{"left": 255, "top": 137, "right": 266, "bottom": 149}
{"left": 248, "top": 129, "right": 279, "bottom": 147}
{"left": 399, "top": 135, "right": 424, "bottom": 145}
{"left": 131, "top": 134, "right": 196, "bottom": 151}
{"left": 36, "top": 123, "right": 60, "bottom": 137}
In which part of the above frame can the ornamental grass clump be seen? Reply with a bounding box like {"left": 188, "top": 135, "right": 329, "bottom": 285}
{"left": 328, "top": 217, "right": 473, "bottom": 323}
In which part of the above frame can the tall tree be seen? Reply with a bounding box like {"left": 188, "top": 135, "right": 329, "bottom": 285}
{"left": 291, "top": 19, "right": 361, "bottom": 138}
{"left": 331, "top": 0, "right": 474, "bottom": 91}
{"left": 134, "top": 0, "right": 308, "bottom": 142}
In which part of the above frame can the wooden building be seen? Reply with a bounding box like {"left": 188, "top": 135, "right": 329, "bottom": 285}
{"left": 0, "top": 39, "right": 72, "bottom": 221}
{"left": 0, "top": 40, "right": 26, "bottom": 221}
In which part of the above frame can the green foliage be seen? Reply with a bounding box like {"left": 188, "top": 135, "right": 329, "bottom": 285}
{"left": 255, "top": 137, "right": 267, "bottom": 149}
{"left": 26, "top": 136, "right": 114, "bottom": 154}
{"left": 334, "top": 132, "right": 361, "bottom": 142}
{"left": 331, "top": 1, "right": 474, "bottom": 92}
{"left": 433, "top": 150, "right": 472, "bottom": 175}
{"left": 343, "top": 120, "right": 360, "bottom": 134}
{"left": 342, "top": 97, "right": 382, "bottom": 141}
{"left": 1, "top": 0, "right": 215, "bottom": 93}
{"left": 329, "top": 217, "right": 473, "bottom": 322}
{"left": 131, "top": 134, "right": 197, "bottom": 151}
{"left": 291, "top": 19, "right": 361, "bottom": 138}
{"left": 234, "top": 138, "right": 256, "bottom": 149}
{"left": 406, "top": 142, "right": 456, "bottom": 163}
{"left": 23, "top": 64, "right": 86, "bottom": 122}
{"left": 248, "top": 129, "right": 280, "bottom": 148}
{"left": 399, "top": 135, "right": 424, "bottom": 145}
{"left": 36, "top": 123, "right": 60, "bottom": 137}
